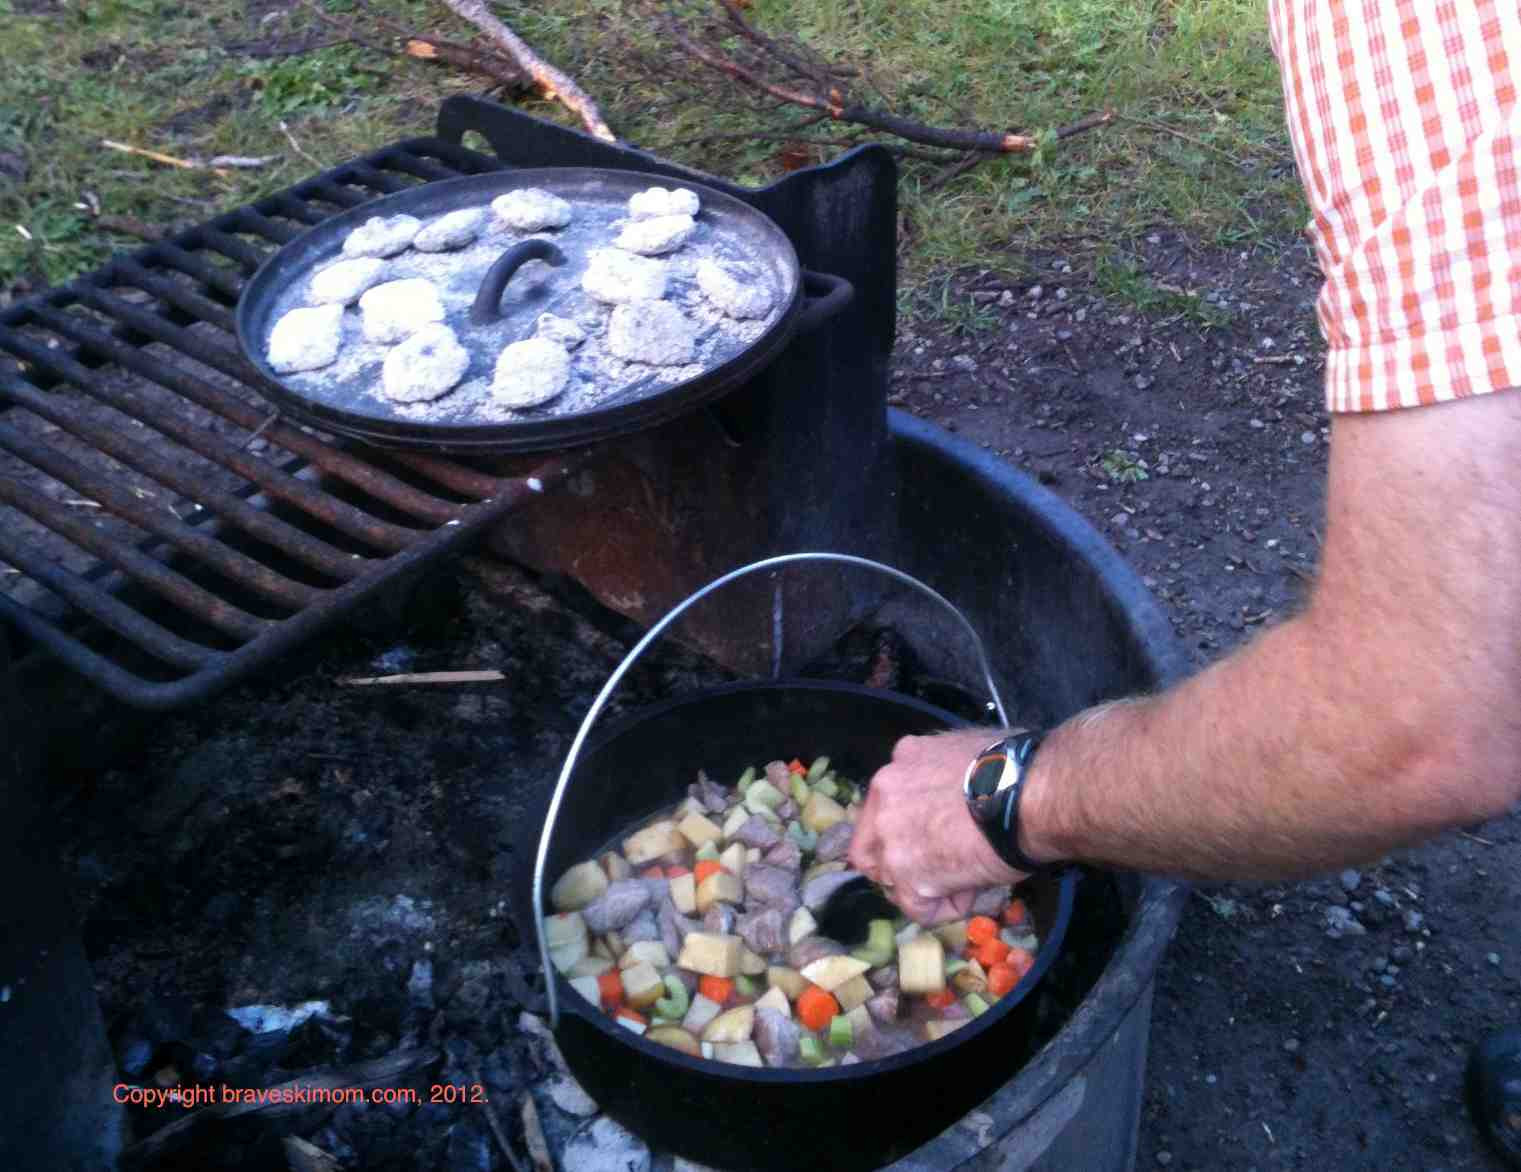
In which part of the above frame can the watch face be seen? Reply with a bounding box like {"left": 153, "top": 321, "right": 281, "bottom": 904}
{"left": 965, "top": 751, "right": 1011, "bottom": 800}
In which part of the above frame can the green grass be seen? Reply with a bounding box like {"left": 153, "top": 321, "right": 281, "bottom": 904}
{"left": 0, "top": 0, "right": 1303, "bottom": 301}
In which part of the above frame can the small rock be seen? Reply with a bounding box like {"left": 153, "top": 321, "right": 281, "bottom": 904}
{"left": 998, "top": 289, "right": 1015, "bottom": 307}
{"left": 1339, "top": 869, "right": 1361, "bottom": 892}
{"left": 1373, "top": 888, "right": 1396, "bottom": 907}
{"left": 407, "top": 959, "right": 434, "bottom": 1009}
{"left": 1028, "top": 285, "right": 1044, "bottom": 300}
{"left": 1283, "top": 1038, "right": 1300, "bottom": 1053}
{"left": 1204, "top": 1073, "right": 1218, "bottom": 1085}
{"left": 1379, "top": 973, "right": 1397, "bottom": 988}
{"left": 547, "top": 1074, "right": 599, "bottom": 1117}
{"left": 1134, "top": 374, "right": 1154, "bottom": 390}
{"left": 1325, "top": 906, "right": 1367, "bottom": 938}
{"left": 1487, "top": 952, "right": 1501, "bottom": 966}
{"left": 951, "top": 353, "right": 977, "bottom": 373}
{"left": 1110, "top": 511, "right": 1130, "bottom": 527}
{"left": 117, "top": 1037, "right": 154, "bottom": 1077}
{"left": 1156, "top": 1152, "right": 1173, "bottom": 1167}
{"left": 1403, "top": 910, "right": 1425, "bottom": 934}
{"left": 563, "top": 1116, "right": 652, "bottom": 1172}
{"left": 1300, "top": 431, "right": 1316, "bottom": 445}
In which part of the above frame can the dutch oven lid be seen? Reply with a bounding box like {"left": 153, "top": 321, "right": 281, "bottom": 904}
{"left": 235, "top": 169, "right": 806, "bottom": 453}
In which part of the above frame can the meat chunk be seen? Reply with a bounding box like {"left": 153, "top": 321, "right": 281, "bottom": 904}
{"left": 641, "top": 877, "right": 671, "bottom": 905}
{"left": 788, "top": 935, "right": 845, "bottom": 970}
{"left": 688, "top": 773, "right": 729, "bottom": 814}
{"left": 743, "top": 864, "right": 799, "bottom": 911}
{"left": 814, "top": 822, "right": 854, "bottom": 863}
{"left": 867, "top": 964, "right": 898, "bottom": 991}
{"left": 622, "top": 909, "right": 659, "bottom": 944}
{"left": 774, "top": 798, "right": 798, "bottom": 821}
{"left": 753, "top": 1008, "right": 800, "bottom": 1068}
{"left": 970, "top": 886, "right": 1012, "bottom": 918}
{"left": 581, "top": 880, "right": 650, "bottom": 934}
{"left": 801, "top": 869, "right": 862, "bottom": 911}
{"left": 735, "top": 907, "right": 787, "bottom": 956}
{"left": 762, "top": 840, "right": 802, "bottom": 871}
{"left": 658, "top": 897, "right": 698, "bottom": 959}
{"left": 763, "top": 761, "right": 791, "bottom": 789}
{"left": 733, "top": 815, "right": 781, "bottom": 851}
{"left": 865, "top": 987, "right": 900, "bottom": 1025}
{"left": 703, "top": 903, "right": 737, "bottom": 936}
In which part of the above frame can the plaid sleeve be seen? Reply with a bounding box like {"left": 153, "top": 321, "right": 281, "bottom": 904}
{"left": 1267, "top": 1, "right": 1521, "bottom": 412}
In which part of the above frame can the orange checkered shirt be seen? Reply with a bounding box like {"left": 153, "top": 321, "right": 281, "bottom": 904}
{"left": 1267, "top": 1, "right": 1521, "bottom": 411}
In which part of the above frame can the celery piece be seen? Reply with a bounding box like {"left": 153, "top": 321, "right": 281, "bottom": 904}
{"left": 746, "top": 779, "right": 786, "bottom": 811}
{"left": 963, "top": 993, "right": 990, "bottom": 1017}
{"left": 827, "top": 1014, "right": 854, "bottom": 1049}
{"left": 734, "top": 973, "right": 758, "bottom": 999}
{"left": 694, "top": 840, "right": 721, "bottom": 862}
{"left": 798, "top": 1035, "right": 826, "bottom": 1066}
{"left": 786, "top": 821, "right": 818, "bottom": 852}
{"left": 790, "top": 774, "right": 811, "bottom": 807}
{"left": 654, "top": 974, "right": 690, "bottom": 1021}
{"left": 811, "top": 775, "right": 839, "bottom": 800}
{"left": 850, "top": 919, "right": 896, "bottom": 969}
{"left": 806, "top": 756, "right": 831, "bottom": 782}
{"left": 736, "top": 765, "right": 757, "bottom": 789}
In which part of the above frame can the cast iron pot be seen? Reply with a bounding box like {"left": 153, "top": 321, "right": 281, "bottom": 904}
{"left": 235, "top": 169, "right": 854, "bottom": 453}
{"left": 524, "top": 554, "right": 1077, "bottom": 1171}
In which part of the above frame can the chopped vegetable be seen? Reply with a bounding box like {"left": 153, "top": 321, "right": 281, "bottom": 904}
{"left": 844, "top": 1004, "right": 871, "bottom": 1039}
{"left": 736, "top": 765, "right": 757, "bottom": 789}
{"left": 600, "top": 851, "right": 633, "bottom": 881}
{"left": 932, "top": 920, "right": 970, "bottom": 952}
{"left": 951, "top": 959, "right": 988, "bottom": 995}
{"left": 693, "top": 859, "right": 724, "bottom": 886}
{"left": 701, "top": 1004, "right": 756, "bottom": 1043}
{"left": 767, "top": 966, "right": 808, "bottom": 1001}
{"left": 618, "top": 940, "right": 670, "bottom": 970}
{"left": 745, "top": 779, "right": 786, "bottom": 810}
{"left": 827, "top": 1014, "right": 854, "bottom": 1049}
{"left": 696, "top": 869, "right": 744, "bottom": 912}
{"left": 833, "top": 974, "right": 874, "bottom": 1013}
{"left": 796, "top": 986, "right": 841, "bottom": 1031}
{"left": 1005, "top": 946, "right": 1037, "bottom": 980}
{"left": 552, "top": 861, "right": 610, "bottom": 911}
{"left": 811, "top": 775, "right": 840, "bottom": 800}
{"left": 786, "top": 821, "right": 818, "bottom": 852}
{"left": 734, "top": 973, "right": 759, "bottom": 999}
{"left": 754, "top": 986, "right": 790, "bottom": 1017}
{"left": 924, "top": 988, "right": 958, "bottom": 1009}
{"left": 623, "top": 820, "right": 686, "bottom": 866}
{"left": 966, "top": 916, "right": 1000, "bottom": 946}
{"left": 894, "top": 921, "right": 922, "bottom": 947}
{"left": 677, "top": 932, "right": 743, "bottom": 977}
{"left": 548, "top": 911, "right": 590, "bottom": 973}
{"left": 986, "top": 963, "right": 1020, "bottom": 998}
{"left": 798, "top": 1035, "right": 826, "bottom": 1065}
{"left": 700, "top": 1041, "right": 715, "bottom": 1059}
{"left": 898, "top": 934, "right": 946, "bottom": 994}
{"left": 719, "top": 842, "right": 748, "bottom": 878}
{"left": 788, "top": 907, "right": 818, "bottom": 946}
{"left": 682, "top": 993, "right": 724, "bottom": 1035}
{"left": 790, "top": 774, "right": 811, "bottom": 807}
{"left": 616, "top": 1006, "right": 647, "bottom": 1027}
{"left": 924, "top": 1019, "right": 966, "bottom": 1041}
{"left": 694, "top": 840, "right": 721, "bottom": 862}
{"left": 799, "top": 954, "right": 871, "bottom": 992}
{"left": 569, "top": 975, "right": 602, "bottom": 1006}
{"left": 712, "top": 1041, "right": 764, "bottom": 1067}
{"left": 567, "top": 955, "right": 615, "bottom": 979}
{"left": 788, "top": 758, "right": 806, "bottom": 775}
{"left": 654, "top": 974, "right": 690, "bottom": 1021}
{"left": 963, "top": 993, "right": 991, "bottom": 1017}
{"left": 677, "top": 811, "right": 724, "bottom": 849}
{"left": 698, "top": 975, "right": 735, "bottom": 1005}
{"left": 738, "top": 947, "right": 768, "bottom": 976}
{"left": 973, "top": 937, "right": 1012, "bottom": 969}
{"left": 622, "top": 962, "right": 665, "bottom": 1009}
{"left": 647, "top": 1025, "right": 701, "bottom": 1056}
{"left": 670, "top": 872, "right": 698, "bottom": 915}
{"left": 850, "top": 919, "right": 895, "bottom": 968}
{"left": 806, "top": 756, "right": 831, "bottom": 782}
{"left": 1003, "top": 899, "right": 1029, "bottom": 926}
{"left": 801, "top": 791, "right": 848, "bottom": 834}
{"left": 597, "top": 969, "right": 625, "bottom": 1008}
{"left": 721, "top": 805, "right": 750, "bottom": 839}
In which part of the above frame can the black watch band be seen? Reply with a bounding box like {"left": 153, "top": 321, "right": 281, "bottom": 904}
{"left": 962, "top": 732, "right": 1057, "bottom": 874}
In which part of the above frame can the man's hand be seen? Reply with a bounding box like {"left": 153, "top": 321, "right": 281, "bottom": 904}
{"left": 848, "top": 728, "right": 1026, "bottom": 923}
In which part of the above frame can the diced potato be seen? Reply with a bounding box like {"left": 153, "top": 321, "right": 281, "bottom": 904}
{"left": 605, "top": 931, "right": 625, "bottom": 959}
{"left": 545, "top": 911, "right": 587, "bottom": 950}
{"left": 721, "top": 806, "right": 750, "bottom": 840}
{"left": 622, "top": 962, "right": 665, "bottom": 1009}
{"left": 677, "top": 932, "right": 743, "bottom": 977}
{"left": 801, "top": 791, "right": 848, "bottom": 834}
{"left": 619, "top": 940, "right": 671, "bottom": 970}
{"left": 767, "top": 966, "right": 808, "bottom": 1001}
{"left": 924, "top": 1019, "right": 967, "bottom": 1041}
{"left": 719, "top": 842, "right": 748, "bottom": 879}
{"left": 617, "top": 1016, "right": 647, "bottom": 1036}
{"left": 670, "top": 872, "right": 698, "bottom": 915}
{"left": 647, "top": 1026, "right": 701, "bottom": 1056}
{"left": 746, "top": 847, "right": 762, "bottom": 864}
{"left": 754, "top": 986, "right": 791, "bottom": 1017}
{"left": 600, "top": 851, "right": 633, "bottom": 882}
{"left": 952, "top": 959, "right": 988, "bottom": 995}
{"left": 700, "top": 1041, "right": 714, "bottom": 1059}
{"left": 932, "top": 920, "right": 969, "bottom": 952}
{"left": 624, "top": 820, "right": 686, "bottom": 866}
{"left": 696, "top": 870, "right": 744, "bottom": 913}
{"left": 898, "top": 934, "right": 946, "bottom": 994}
{"left": 834, "top": 974, "right": 874, "bottom": 1013}
{"left": 845, "top": 1003, "right": 871, "bottom": 1038}
{"left": 701, "top": 1004, "right": 756, "bottom": 1043}
{"left": 895, "top": 922, "right": 922, "bottom": 946}
{"left": 678, "top": 796, "right": 709, "bottom": 818}
{"left": 569, "top": 975, "right": 601, "bottom": 1005}
{"left": 800, "top": 954, "right": 871, "bottom": 992}
{"left": 682, "top": 993, "right": 724, "bottom": 1035}
{"left": 739, "top": 947, "right": 767, "bottom": 976}
{"left": 568, "top": 955, "right": 614, "bottom": 979}
{"left": 553, "top": 861, "right": 610, "bottom": 911}
{"left": 712, "top": 1041, "right": 764, "bottom": 1067}
{"left": 677, "top": 811, "right": 723, "bottom": 849}
{"left": 788, "top": 907, "right": 818, "bottom": 946}
{"left": 551, "top": 938, "right": 587, "bottom": 973}
{"left": 803, "top": 860, "right": 848, "bottom": 885}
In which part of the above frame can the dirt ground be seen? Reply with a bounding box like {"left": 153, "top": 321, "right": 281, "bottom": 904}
{"left": 892, "top": 229, "right": 1521, "bottom": 1171}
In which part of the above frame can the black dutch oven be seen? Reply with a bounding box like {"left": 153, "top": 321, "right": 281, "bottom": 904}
{"left": 234, "top": 168, "right": 853, "bottom": 453}
{"left": 525, "top": 554, "right": 1077, "bottom": 1171}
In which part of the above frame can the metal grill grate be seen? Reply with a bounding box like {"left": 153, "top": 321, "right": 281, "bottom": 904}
{"left": 0, "top": 135, "right": 578, "bottom": 709}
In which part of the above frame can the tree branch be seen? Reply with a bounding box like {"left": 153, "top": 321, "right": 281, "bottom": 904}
{"left": 438, "top": 0, "right": 615, "bottom": 141}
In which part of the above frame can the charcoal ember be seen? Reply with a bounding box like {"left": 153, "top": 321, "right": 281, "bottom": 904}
{"left": 814, "top": 822, "right": 854, "bottom": 862}
{"left": 581, "top": 880, "right": 650, "bottom": 933}
{"left": 802, "top": 869, "right": 863, "bottom": 911}
{"left": 745, "top": 863, "right": 801, "bottom": 909}
{"left": 408, "top": 959, "right": 435, "bottom": 1009}
{"left": 658, "top": 897, "right": 698, "bottom": 958}
{"left": 193, "top": 1009, "right": 249, "bottom": 1059}
{"left": 753, "top": 1007, "right": 801, "bottom": 1067}
{"left": 547, "top": 1073, "right": 599, "bottom": 1117}
{"left": 309, "top": 1126, "right": 358, "bottom": 1167}
{"left": 763, "top": 840, "right": 802, "bottom": 871}
{"left": 186, "top": 1050, "right": 220, "bottom": 1083}
{"left": 220, "top": 1029, "right": 288, "bottom": 1088}
{"left": 866, "top": 987, "right": 900, "bottom": 1025}
{"left": 867, "top": 964, "right": 898, "bottom": 990}
{"left": 788, "top": 935, "right": 846, "bottom": 970}
{"left": 445, "top": 960, "right": 495, "bottom": 1021}
{"left": 733, "top": 814, "right": 782, "bottom": 850}
{"left": 704, "top": 903, "right": 737, "bottom": 936}
{"left": 564, "top": 1116, "right": 652, "bottom": 1172}
{"left": 736, "top": 907, "right": 787, "bottom": 955}
{"left": 970, "top": 886, "right": 1012, "bottom": 918}
{"left": 622, "top": 908, "right": 660, "bottom": 944}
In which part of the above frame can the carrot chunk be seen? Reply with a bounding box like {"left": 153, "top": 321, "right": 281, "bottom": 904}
{"left": 796, "top": 986, "right": 841, "bottom": 1031}
{"left": 924, "top": 988, "right": 957, "bottom": 1009}
{"left": 694, "top": 859, "right": 724, "bottom": 885}
{"left": 986, "top": 963, "right": 1019, "bottom": 998}
{"left": 1002, "top": 899, "right": 1028, "bottom": 926}
{"left": 597, "top": 970, "right": 624, "bottom": 1008}
{"left": 698, "top": 975, "right": 735, "bottom": 1005}
{"left": 973, "top": 938, "right": 1011, "bottom": 969}
{"left": 966, "top": 916, "right": 999, "bottom": 945}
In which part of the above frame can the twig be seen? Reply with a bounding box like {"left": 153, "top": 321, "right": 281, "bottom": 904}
{"left": 439, "top": 0, "right": 614, "bottom": 141}
{"left": 96, "top": 214, "right": 167, "bottom": 243}
{"left": 715, "top": 0, "right": 831, "bottom": 90}
{"left": 405, "top": 36, "right": 532, "bottom": 94}
{"left": 207, "top": 154, "right": 280, "bottom": 169}
{"left": 469, "top": 1065, "right": 527, "bottom": 1172}
{"left": 337, "top": 670, "right": 507, "bottom": 686}
{"left": 924, "top": 151, "right": 987, "bottom": 191}
{"left": 518, "top": 1093, "right": 554, "bottom": 1172}
{"left": 100, "top": 140, "right": 232, "bottom": 179}
{"left": 1252, "top": 353, "right": 1298, "bottom": 365}
{"left": 1460, "top": 831, "right": 1497, "bottom": 846}
{"left": 278, "top": 121, "right": 322, "bottom": 170}
{"left": 1117, "top": 115, "right": 1247, "bottom": 168}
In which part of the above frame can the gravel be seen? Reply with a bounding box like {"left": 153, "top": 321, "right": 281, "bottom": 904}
{"left": 1325, "top": 906, "right": 1367, "bottom": 938}
{"left": 1339, "top": 868, "right": 1361, "bottom": 892}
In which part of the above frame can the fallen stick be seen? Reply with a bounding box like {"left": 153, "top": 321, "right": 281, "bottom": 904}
{"left": 439, "top": 0, "right": 615, "bottom": 141}
{"left": 100, "top": 139, "right": 232, "bottom": 179}
{"left": 519, "top": 1092, "right": 554, "bottom": 1172}
{"left": 1252, "top": 353, "right": 1299, "bottom": 365}
{"left": 337, "top": 670, "right": 507, "bottom": 686}
{"left": 405, "top": 35, "right": 532, "bottom": 94}
{"left": 470, "top": 1064, "right": 528, "bottom": 1172}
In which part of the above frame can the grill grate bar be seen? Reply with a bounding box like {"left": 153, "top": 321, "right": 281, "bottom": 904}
{"left": 3, "top": 318, "right": 422, "bottom": 554}
{"left": 194, "top": 228, "right": 267, "bottom": 272}
{"left": 264, "top": 193, "right": 330, "bottom": 226}
{"left": 341, "top": 163, "right": 412, "bottom": 195}
{"left": 229, "top": 209, "right": 302, "bottom": 246}
{"left": 147, "top": 243, "right": 246, "bottom": 301}
{"left": 106, "top": 256, "right": 236, "bottom": 333}
{"left": 0, "top": 420, "right": 321, "bottom": 610}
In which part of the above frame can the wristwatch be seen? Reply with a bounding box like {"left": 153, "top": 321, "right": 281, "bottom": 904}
{"left": 962, "top": 732, "right": 1058, "bottom": 873}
